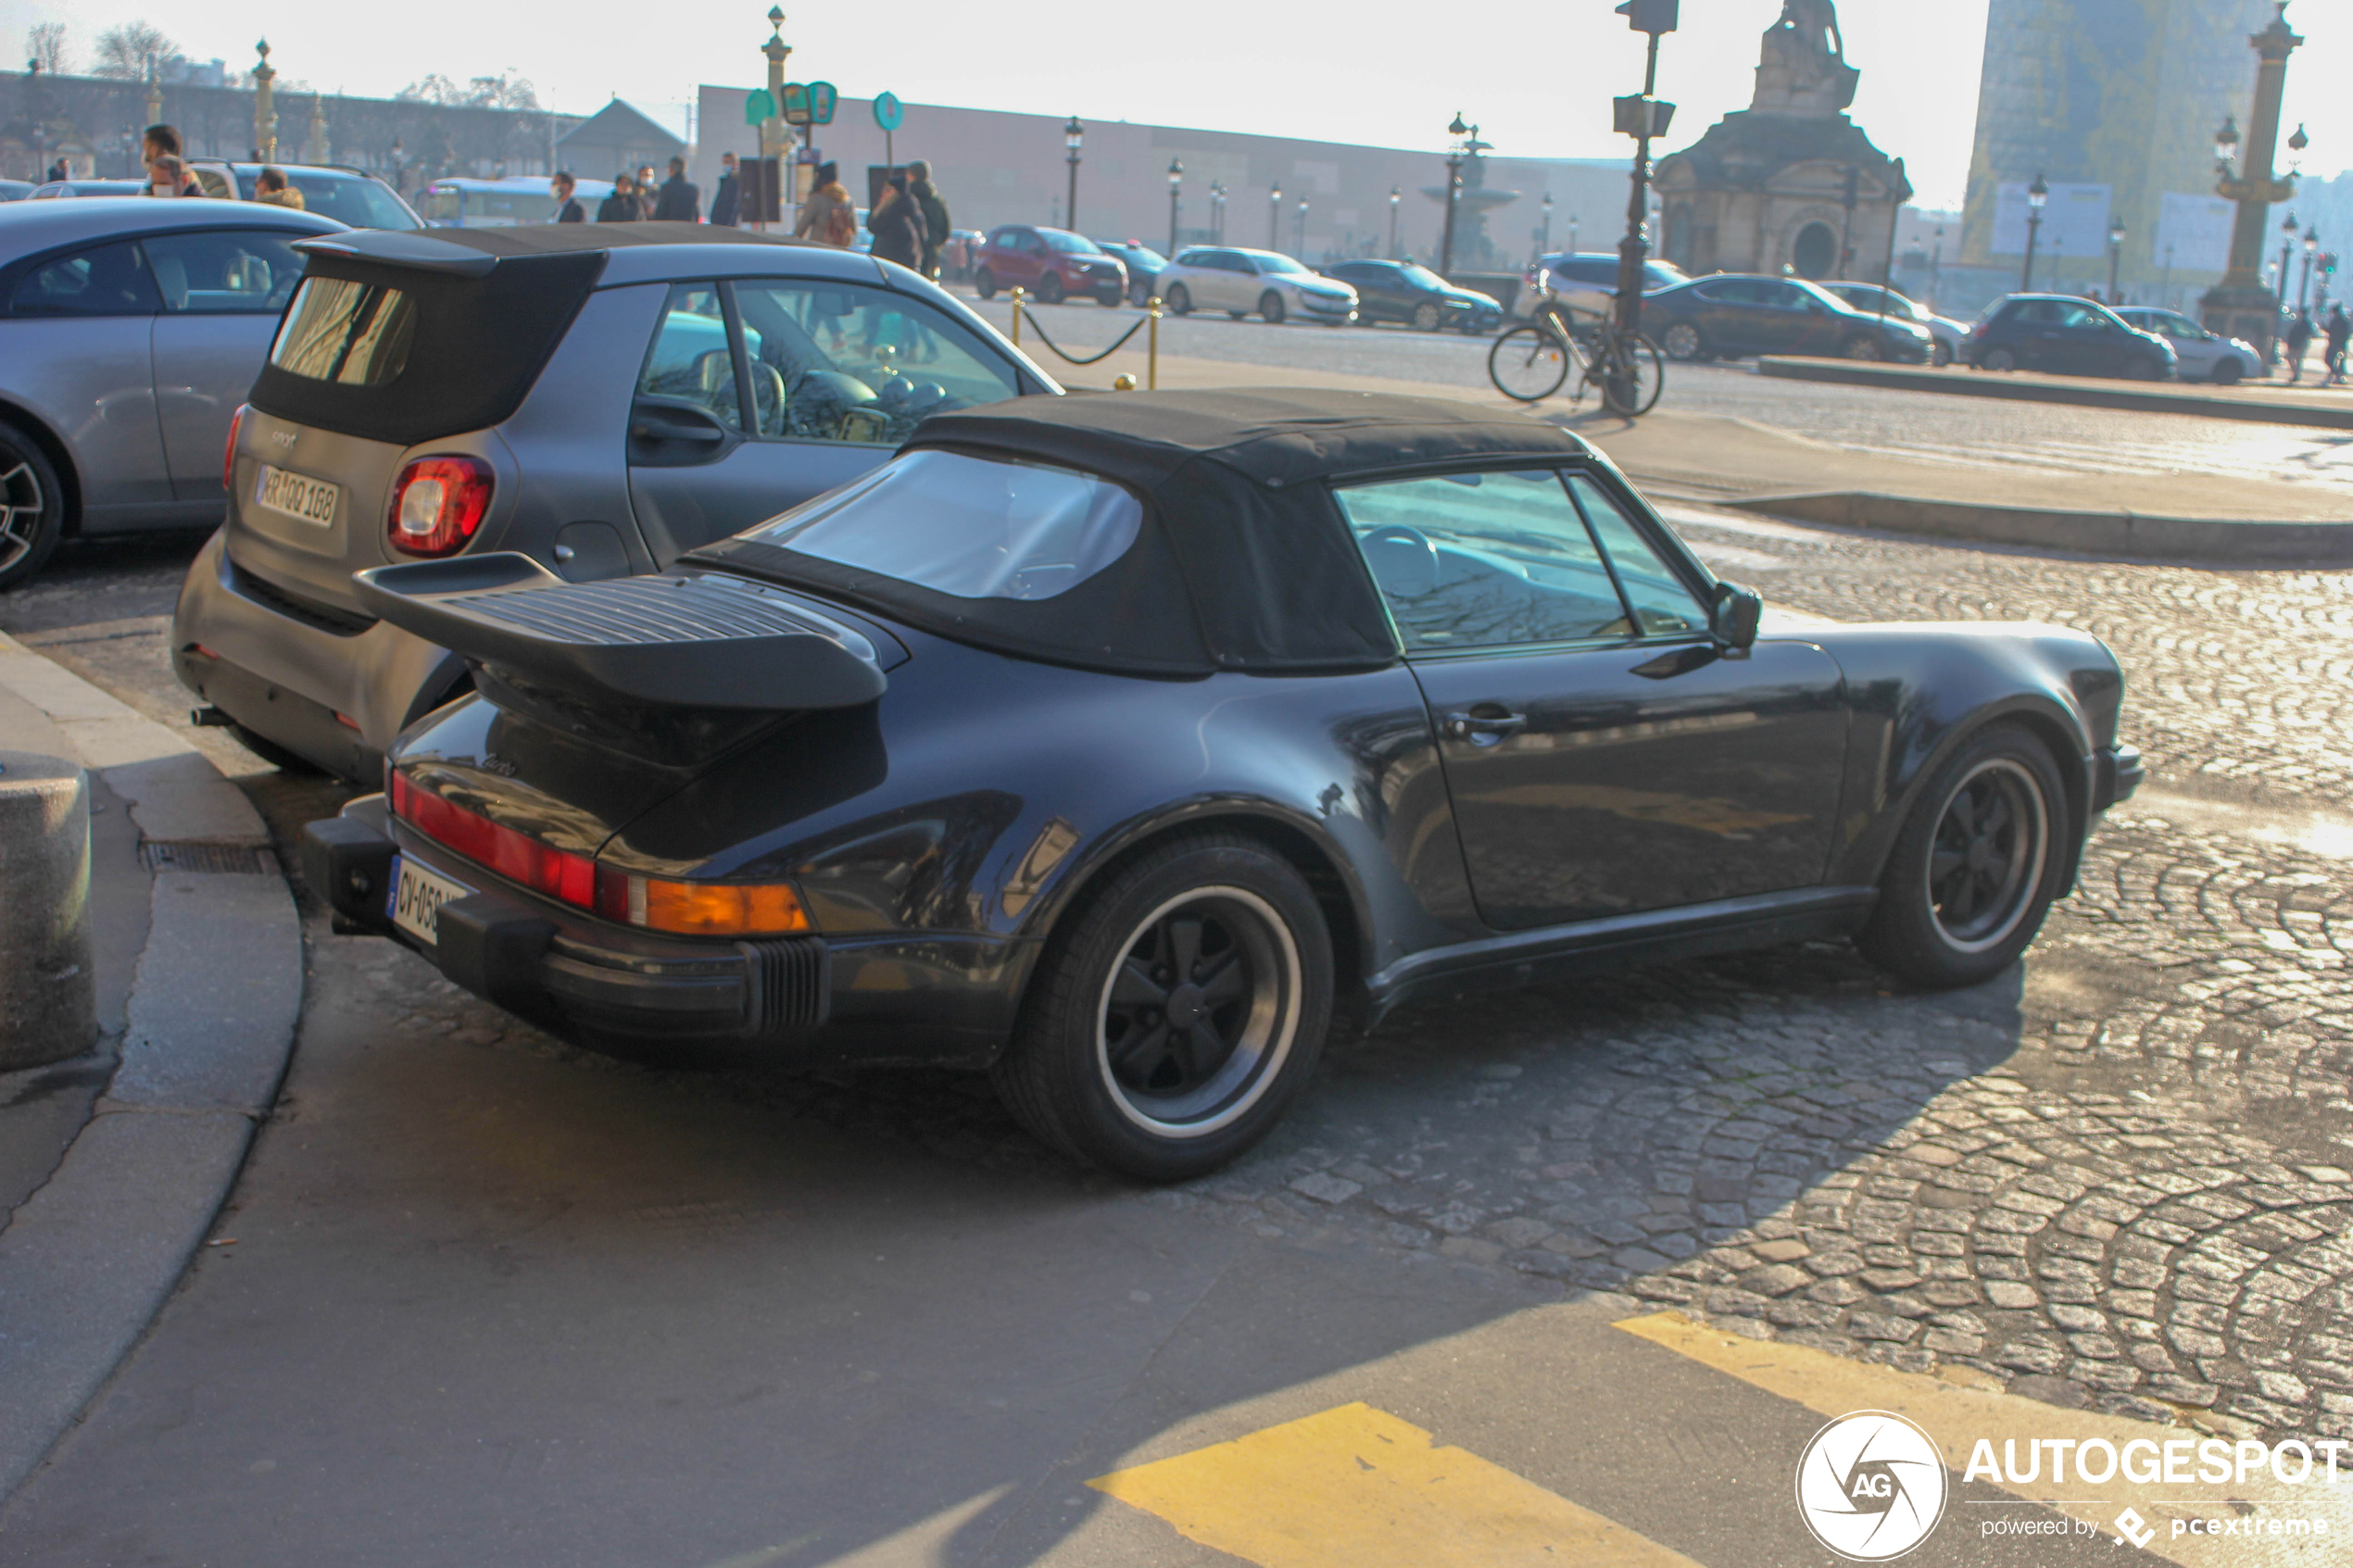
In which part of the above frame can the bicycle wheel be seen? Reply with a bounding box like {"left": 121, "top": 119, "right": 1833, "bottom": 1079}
{"left": 1597, "top": 332, "right": 1666, "bottom": 417}
{"left": 1488, "top": 324, "right": 1572, "bottom": 402}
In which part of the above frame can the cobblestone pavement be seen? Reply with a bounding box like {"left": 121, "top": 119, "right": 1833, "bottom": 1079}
{"left": 299, "top": 506, "right": 2353, "bottom": 1448}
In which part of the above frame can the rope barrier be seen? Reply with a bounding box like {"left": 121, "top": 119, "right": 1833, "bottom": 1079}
{"left": 1007, "top": 289, "right": 1162, "bottom": 389}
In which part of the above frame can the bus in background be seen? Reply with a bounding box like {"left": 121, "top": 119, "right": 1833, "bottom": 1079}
{"left": 419, "top": 175, "right": 615, "bottom": 227}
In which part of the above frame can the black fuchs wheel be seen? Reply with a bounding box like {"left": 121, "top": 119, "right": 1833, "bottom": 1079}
{"left": 1858, "top": 722, "right": 2070, "bottom": 989}
{"left": 0, "top": 423, "right": 67, "bottom": 591}
{"left": 992, "top": 834, "right": 1333, "bottom": 1181}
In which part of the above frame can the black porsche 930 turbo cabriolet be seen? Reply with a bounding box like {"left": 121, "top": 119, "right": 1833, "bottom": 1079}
{"left": 306, "top": 389, "right": 2141, "bottom": 1179}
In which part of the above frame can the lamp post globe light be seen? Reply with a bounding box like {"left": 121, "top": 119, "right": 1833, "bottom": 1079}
{"left": 1064, "top": 116, "right": 1084, "bottom": 232}
{"left": 1166, "top": 157, "right": 1182, "bottom": 255}
{"left": 2021, "top": 171, "right": 2048, "bottom": 291}
{"left": 2107, "top": 215, "right": 2126, "bottom": 300}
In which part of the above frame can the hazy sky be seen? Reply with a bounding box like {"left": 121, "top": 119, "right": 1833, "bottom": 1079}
{"left": 10, "top": 0, "right": 2349, "bottom": 209}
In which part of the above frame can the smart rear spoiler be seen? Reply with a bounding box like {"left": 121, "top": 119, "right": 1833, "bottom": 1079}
{"left": 351, "top": 555, "right": 887, "bottom": 711}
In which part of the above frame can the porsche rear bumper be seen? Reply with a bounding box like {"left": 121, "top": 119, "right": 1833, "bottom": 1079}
{"left": 305, "top": 797, "right": 1032, "bottom": 1069}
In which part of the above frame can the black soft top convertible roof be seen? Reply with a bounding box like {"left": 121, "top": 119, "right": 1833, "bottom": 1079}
{"left": 700, "top": 388, "right": 1599, "bottom": 677}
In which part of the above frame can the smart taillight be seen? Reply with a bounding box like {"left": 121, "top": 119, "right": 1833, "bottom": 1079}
{"left": 385, "top": 455, "right": 494, "bottom": 558}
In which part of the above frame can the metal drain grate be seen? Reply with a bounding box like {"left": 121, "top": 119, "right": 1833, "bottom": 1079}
{"left": 141, "top": 842, "right": 277, "bottom": 875}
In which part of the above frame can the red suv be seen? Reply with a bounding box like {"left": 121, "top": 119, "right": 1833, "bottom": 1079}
{"left": 971, "top": 225, "right": 1127, "bottom": 307}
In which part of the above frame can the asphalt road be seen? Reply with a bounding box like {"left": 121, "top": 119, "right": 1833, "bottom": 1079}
{"left": 3, "top": 337, "right": 2352, "bottom": 1564}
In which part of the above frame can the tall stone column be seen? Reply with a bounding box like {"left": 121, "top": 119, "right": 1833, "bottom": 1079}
{"left": 252, "top": 39, "right": 277, "bottom": 163}
{"left": 2202, "top": 6, "right": 2300, "bottom": 356}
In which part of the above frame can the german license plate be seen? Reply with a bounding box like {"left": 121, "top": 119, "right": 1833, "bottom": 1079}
{"left": 254, "top": 463, "right": 338, "bottom": 528}
{"left": 388, "top": 854, "right": 472, "bottom": 947}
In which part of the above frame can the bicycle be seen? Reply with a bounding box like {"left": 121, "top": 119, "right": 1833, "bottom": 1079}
{"left": 1486, "top": 280, "right": 1665, "bottom": 416}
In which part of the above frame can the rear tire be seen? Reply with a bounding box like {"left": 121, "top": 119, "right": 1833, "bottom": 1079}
{"left": 991, "top": 833, "right": 1333, "bottom": 1182}
{"left": 1412, "top": 301, "right": 1441, "bottom": 332}
{"left": 1857, "top": 722, "right": 2069, "bottom": 990}
{"left": 974, "top": 268, "right": 998, "bottom": 300}
{"left": 1487, "top": 324, "right": 1572, "bottom": 402}
{"left": 1930, "top": 341, "right": 1955, "bottom": 368}
{"left": 1260, "top": 291, "right": 1286, "bottom": 325}
{"left": 1981, "top": 346, "right": 2017, "bottom": 372}
{"left": 2210, "top": 360, "right": 2243, "bottom": 385}
{"left": 0, "top": 422, "right": 67, "bottom": 593}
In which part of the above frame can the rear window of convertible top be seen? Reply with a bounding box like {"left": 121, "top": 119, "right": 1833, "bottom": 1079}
{"left": 743, "top": 449, "right": 1141, "bottom": 602}
{"left": 268, "top": 275, "right": 416, "bottom": 386}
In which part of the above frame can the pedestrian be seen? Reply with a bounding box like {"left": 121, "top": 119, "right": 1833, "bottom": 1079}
{"left": 2325, "top": 304, "right": 2350, "bottom": 386}
{"left": 635, "top": 165, "right": 659, "bottom": 219}
{"left": 710, "top": 151, "right": 740, "bottom": 227}
{"left": 255, "top": 166, "right": 305, "bottom": 209}
{"left": 142, "top": 125, "right": 203, "bottom": 196}
{"left": 549, "top": 170, "right": 585, "bottom": 223}
{"left": 868, "top": 172, "right": 926, "bottom": 270}
{"left": 597, "top": 174, "right": 641, "bottom": 221}
{"left": 2284, "top": 307, "right": 2316, "bottom": 383}
{"left": 794, "top": 161, "right": 856, "bottom": 247}
{"left": 908, "top": 159, "right": 950, "bottom": 280}
{"left": 145, "top": 153, "right": 196, "bottom": 198}
{"left": 652, "top": 156, "right": 699, "bottom": 221}
{"left": 45, "top": 157, "right": 66, "bottom": 182}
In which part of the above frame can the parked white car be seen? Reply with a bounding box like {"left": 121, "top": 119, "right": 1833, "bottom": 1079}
{"left": 2110, "top": 307, "right": 2263, "bottom": 384}
{"left": 1822, "top": 282, "right": 1969, "bottom": 367}
{"left": 1153, "top": 246, "right": 1357, "bottom": 325}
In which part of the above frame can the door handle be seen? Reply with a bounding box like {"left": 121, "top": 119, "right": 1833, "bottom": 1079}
{"left": 1443, "top": 709, "right": 1528, "bottom": 744}
{"left": 631, "top": 419, "right": 724, "bottom": 444}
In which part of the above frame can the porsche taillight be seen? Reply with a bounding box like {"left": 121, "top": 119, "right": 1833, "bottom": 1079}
{"left": 391, "top": 772, "right": 813, "bottom": 937}
{"left": 223, "top": 404, "right": 245, "bottom": 494}
{"left": 386, "top": 455, "right": 493, "bottom": 558}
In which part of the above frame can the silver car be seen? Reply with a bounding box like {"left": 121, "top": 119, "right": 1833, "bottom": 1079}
{"left": 173, "top": 223, "right": 1058, "bottom": 780}
{"left": 0, "top": 196, "right": 346, "bottom": 588}
{"left": 1153, "top": 246, "right": 1357, "bottom": 325}
{"left": 2111, "top": 306, "right": 2262, "bottom": 385}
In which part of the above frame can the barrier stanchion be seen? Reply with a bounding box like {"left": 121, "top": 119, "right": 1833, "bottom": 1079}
{"left": 1148, "top": 295, "right": 1161, "bottom": 391}
{"left": 1010, "top": 286, "right": 1026, "bottom": 347}
{"left": 1002, "top": 293, "right": 1157, "bottom": 388}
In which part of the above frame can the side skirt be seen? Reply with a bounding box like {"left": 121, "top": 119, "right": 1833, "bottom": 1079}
{"left": 1364, "top": 885, "right": 1879, "bottom": 1024}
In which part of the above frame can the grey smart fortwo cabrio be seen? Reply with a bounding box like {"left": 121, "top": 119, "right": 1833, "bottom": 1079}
{"left": 173, "top": 222, "right": 1057, "bottom": 779}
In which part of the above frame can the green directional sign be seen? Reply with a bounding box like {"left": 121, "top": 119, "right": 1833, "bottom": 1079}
{"left": 743, "top": 88, "right": 776, "bottom": 125}
{"left": 809, "top": 81, "right": 837, "bottom": 125}
{"left": 873, "top": 91, "right": 904, "bottom": 132}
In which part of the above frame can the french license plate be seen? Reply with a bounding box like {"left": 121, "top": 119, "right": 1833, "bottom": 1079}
{"left": 388, "top": 854, "right": 472, "bottom": 947}
{"left": 254, "top": 464, "right": 338, "bottom": 528}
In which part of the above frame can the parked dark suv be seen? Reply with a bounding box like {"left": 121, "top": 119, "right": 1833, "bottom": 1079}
{"left": 173, "top": 222, "right": 1055, "bottom": 780}
{"left": 970, "top": 226, "right": 1127, "bottom": 306}
{"left": 1964, "top": 294, "right": 2176, "bottom": 380}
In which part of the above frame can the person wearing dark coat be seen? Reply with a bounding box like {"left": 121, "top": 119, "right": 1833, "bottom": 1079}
{"left": 2284, "top": 307, "right": 2317, "bottom": 383}
{"left": 710, "top": 152, "right": 740, "bottom": 227}
{"left": 550, "top": 171, "right": 585, "bottom": 223}
{"left": 908, "top": 159, "right": 950, "bottom": 280}
{"left": 868, "top": 174, "right": 926, "bottom": 270}
{"left": 2325, "top": 304, "right": 2351, "bottom": 386}
{"left": 597, "top": 175, "right": 641, "bottom": 221}
{"left": 652, "top": 157, "right": 699, "bottom": 222}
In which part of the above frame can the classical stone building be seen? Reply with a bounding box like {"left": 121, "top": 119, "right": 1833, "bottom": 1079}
{"left": 1652, "top": 0, "right": 1911, "bottom": 281}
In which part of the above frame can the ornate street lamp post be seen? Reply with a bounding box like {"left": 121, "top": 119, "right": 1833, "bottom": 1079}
{"left": 1166, "top": 158, "right": 1182, "bottom": 256}
{"left": 1211, "top": 182, "right": 1225, "bottom": 243}
{"left": 2204, "top": 5, "right": 2302, "bottom": 358}
{"left": 1388, "top": 185, "right": 1400, "bottom": 256}
{"left": 2278, "top": 207, "right": 2299, "bottom": 324}
{"left": 2021, "top": 172, "right": 2047, "bottom": 290}
{"left": 1295, "top": 195, "right": 1307, "bottom": 258}
{"left": 2107, "top": 216, "right": 2126, "bottom": 300}
{"left": 2301, "top": 225, "right": 2320, "bottom": 310}
{"left": 253, "top": 39, "right": 277, "bottom": 163}
{"left": 1440, "top": 112, "right": 1467, "bottom": 277}
{"left": 1268, "top": 182, "right": 1280, "bottom": 249}
{"left": 758, "top": 7, "right": 790, "bottom": 231}
{"left": 1064, "top": 116, "right": 1084, "bottom": 232}
{"left": 1540, "top": 191, "right": 1554, "bottom": 258}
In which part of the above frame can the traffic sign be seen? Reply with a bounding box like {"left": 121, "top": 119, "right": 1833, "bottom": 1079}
{"left": 873, "top": 92, "right": 903, "bottom": 132}
{"left": 809, "top": 81, "right": 837, "bottom": 125}
{"left": 743, "top": 88, "right": 775, "bottom": 126}
{"left": 781, "top": 82, "right": 812, "bottom": 126}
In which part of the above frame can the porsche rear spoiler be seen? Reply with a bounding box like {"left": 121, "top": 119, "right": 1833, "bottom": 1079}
{"left": 352, "top": 555, "right": 888, "bottom": 711}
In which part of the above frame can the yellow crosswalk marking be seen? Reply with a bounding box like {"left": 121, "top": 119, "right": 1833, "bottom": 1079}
{"left": 1616, "top": 1311, "right": 2350, "bottom": 1566}
{"left": 1087, "top": 1400, "right": 1705, "bottom": 1568}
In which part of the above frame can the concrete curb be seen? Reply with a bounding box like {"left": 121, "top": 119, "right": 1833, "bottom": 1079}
{"left": 1720, "top": 490, "right": 2353, "bottom": 568}
{"left": 0, "top": 631, "right": 302, "bottom": 1503}
{"left": 1755, "top": 355, "right": 2353, "bottom": 431}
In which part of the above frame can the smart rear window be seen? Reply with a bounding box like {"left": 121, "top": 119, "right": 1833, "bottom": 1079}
{"left": 268, "top": 275, "right": 416, "bottom": 386}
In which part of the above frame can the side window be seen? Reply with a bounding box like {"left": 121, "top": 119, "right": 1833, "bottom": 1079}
{"left": 1566, "top": 475, "right": 1708, "bottom": 637}
{"left": 143, "top": 230, "right": 308, "bottom": 314}
{"left": 7, "top": 241, "right": 161, "bottom": 317}
{"left": 1336, "top": 470, "right": 1630, "bottom": 651}
{"left": 636, "top": 283, "right": 746, "bottom": 431}
{"left": 730, "top": 279, "right": 1021, "bottom": 446}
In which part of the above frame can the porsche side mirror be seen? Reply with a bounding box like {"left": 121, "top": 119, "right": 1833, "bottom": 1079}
{"left": 1712, "top": 582, "right": 1762, "bottom": 650}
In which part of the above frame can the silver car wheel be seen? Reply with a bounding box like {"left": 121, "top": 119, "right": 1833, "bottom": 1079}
{"left": 0, "top": 458, "right": 45, "bottom": 576}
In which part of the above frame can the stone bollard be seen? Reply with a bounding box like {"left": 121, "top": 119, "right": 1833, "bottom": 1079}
{"left": 0, "top": 749, "right": 96, "bottom": 1070}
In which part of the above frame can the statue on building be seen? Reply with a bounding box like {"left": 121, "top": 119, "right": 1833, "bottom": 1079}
{"left": 1754, "top": 0, "right": 1860, "bottom": 118}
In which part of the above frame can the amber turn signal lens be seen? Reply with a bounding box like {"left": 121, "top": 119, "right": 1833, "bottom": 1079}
{"left": 593, "top": 869, "right": 812, "bottom": 936}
